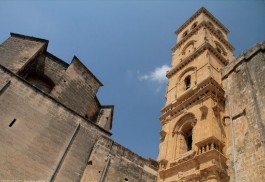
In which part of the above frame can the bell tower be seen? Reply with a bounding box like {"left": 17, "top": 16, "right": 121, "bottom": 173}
{"left": 158, "top": 7, "right": 234, "bottom": 182}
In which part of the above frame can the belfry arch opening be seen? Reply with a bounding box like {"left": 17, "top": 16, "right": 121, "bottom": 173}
{"left": 173, "top": 113, "right": 197, "bottom": 155}
{"left": 181, "top": 123, "right": 193, "bottom": 152}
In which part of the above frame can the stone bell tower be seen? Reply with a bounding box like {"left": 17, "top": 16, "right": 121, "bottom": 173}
{"left": 158, "top": 7, "right": 234, "bottom": 182}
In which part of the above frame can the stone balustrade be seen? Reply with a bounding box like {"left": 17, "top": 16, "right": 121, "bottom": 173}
{"left": 197, "top": 141, "right": 223, "bottom": 155}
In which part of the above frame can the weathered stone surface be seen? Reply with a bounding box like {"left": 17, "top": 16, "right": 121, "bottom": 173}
{"left": 97, "top": 105, "right": 114, "bottom": 131}
{"left": 81, "top": 136, "right": 158, "bottom": 182}
{"left": 222, "top": 40, "right": 265, "bottom": 182}
{"left": 1, "top": 8, "right": 264, "bottom": 181}
{"left": 0, "top": 33, "right": 158, "bottom": 182}
{"left": 158, "top": 7, "right": 232, "bottom": 182}
{"left": 50, "top": 56, "right": 103, "bottom": 120}
{"left": 0, "top": 66, "right": 108, "bottom": 181}
{"left": 0, "top": 33, "right": 47, "bottom": 74}
{"left": 159, "top": 7, "right": 265, "bottom": 182}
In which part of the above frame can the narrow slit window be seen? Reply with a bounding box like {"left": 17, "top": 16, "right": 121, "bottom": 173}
{"left": 9, "top": 119, "right": 17, "bottom": 127}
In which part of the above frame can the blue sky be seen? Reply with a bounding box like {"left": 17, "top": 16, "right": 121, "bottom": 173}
{"left": 0, "top": 0, "right": 264, "bottom": 159}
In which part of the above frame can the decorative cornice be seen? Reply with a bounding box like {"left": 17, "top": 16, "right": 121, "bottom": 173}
{"left": 72, "top": 56, "right": 103, "bottom": 86}
{"left": 168, "top": 42, "right": 229, "bottom": 78}
{"left": 172, "top": 21, "right": 234, "bottom": 53}
{"left": 160, "top": 77, "right": 225, "bottom": 122}
{"left": 175, "top": 7, "right": 229, "bottom": 35}
{"left": 170, "top": 150, "right": 196, "bottom": 167}
{"left": 159, "top": 149, "right": 227, "bottom": 179}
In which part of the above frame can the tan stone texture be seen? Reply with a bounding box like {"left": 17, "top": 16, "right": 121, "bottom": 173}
{"left": 158, "top": 7, "right": 265, "bottom": 182}
{"left": 0, "top": 7, "right": 264, "bottom": 182}
{"left": 0, "top": 33, "right": 158, "bottom": 181}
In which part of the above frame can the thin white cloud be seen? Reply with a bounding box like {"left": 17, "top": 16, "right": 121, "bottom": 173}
{"left": 139, "top": 65, "right": 170, "bottom": 83}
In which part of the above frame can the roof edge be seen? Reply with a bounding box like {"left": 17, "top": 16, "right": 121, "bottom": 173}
{"left": 72, "top": 55, "right": 104, "bottom": 87}
{"left": 45, "top": 52, "right": 69, "bottom": 68}
{"left": 10, "top": 32, "right": 49, "bottom": 45}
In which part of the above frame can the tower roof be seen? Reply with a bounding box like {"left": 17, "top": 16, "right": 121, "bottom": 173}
{"left": 175, "top": 7, "right": 229, "bottom": 35}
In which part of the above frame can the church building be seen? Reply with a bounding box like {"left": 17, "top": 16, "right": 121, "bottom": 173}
{"left": 0, "top": 7, "right": 264, "bottom": 182}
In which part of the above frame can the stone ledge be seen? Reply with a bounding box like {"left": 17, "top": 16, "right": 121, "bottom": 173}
{"left": 160, "top": 77, "right": 225, "bottom": 122}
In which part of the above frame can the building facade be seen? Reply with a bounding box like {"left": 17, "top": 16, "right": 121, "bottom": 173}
{"left": 158, "top": 7, "right": 265, "bottom": 182}
{"left": 0, "top": 33, "right": 158, "bottom": 181}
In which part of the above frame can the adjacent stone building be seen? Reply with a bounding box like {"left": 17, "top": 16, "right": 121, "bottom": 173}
{"left": 222, "top": 40, "right": 265, "bottom": 182}
{"left": 158, "top": 7, "right": 265, "bottom": 182}
{"left": 0, "top": 33, "right": 158, "bottom": 181}
{"left": 0, "top": 7, "right": 264, "bottom": 182}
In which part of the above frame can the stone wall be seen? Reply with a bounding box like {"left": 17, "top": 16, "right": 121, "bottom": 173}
{"left": 0, "top": 33, "right": 158, "bottom": 181}
{"left": 97, "top": 105, "right": 114, "bottom": 131}
{"left": 222, "top": 40, "right": 265, "bottom": 182}
{"left": 0, "top": 33, "right": 47, "bottom": 74}
{"left": 0, "top": 65, "right": 110, "bottom": 181}
{"left": 0, "top": 65, "right": 157, "bottom": 181}
{"left": 51, "top": 56, "right": 103, "bottom": 120}
{"left": 81, "top": 136, "right": 158, "bottom": 182}
{"left": 22, "top": 52, "right": 69, "bottom": 86}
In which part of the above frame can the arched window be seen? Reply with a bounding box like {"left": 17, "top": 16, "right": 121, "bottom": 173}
{"left": 181, "top": 124, "right": 193, "bottom": 151}
{"left": 26, "top": 73, "right": 55, "bottom": 93}
{"left": 173, "top": 113, "right": 197, "bottom": 155}
{"left": 181, "top": 40, "right": 196, "bottom": 56}
{"left": 178, "top": 67, "right": 196, "bottom": 93}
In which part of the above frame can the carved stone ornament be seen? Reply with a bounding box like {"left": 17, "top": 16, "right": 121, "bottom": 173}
{"left": 212, "top": 104, "right": 221, "bottom": 116}
{"left": 159, "top": 159, "right": 168, "bottom": 169}
{"left": 199, "top": 105, "right": 208, "bottom": 119}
